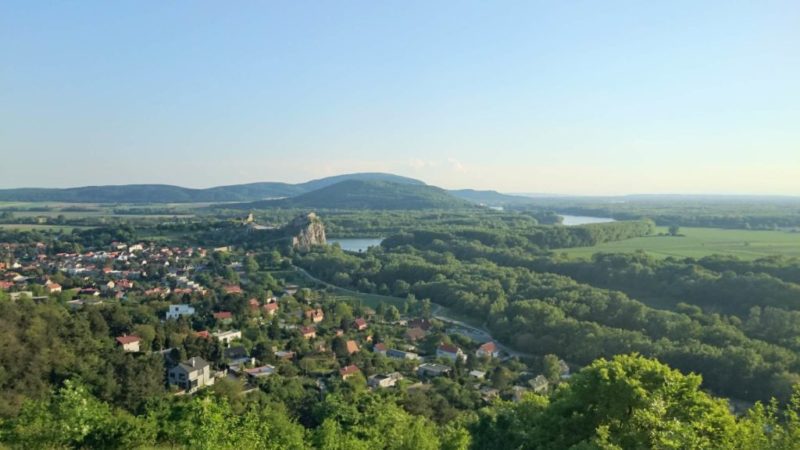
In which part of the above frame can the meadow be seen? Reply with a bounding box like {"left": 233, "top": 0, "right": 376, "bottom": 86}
{"left": 557, "top": 226, "right": 800, "bottom": 260}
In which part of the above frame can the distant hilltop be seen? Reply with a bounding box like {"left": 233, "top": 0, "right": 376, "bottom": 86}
{"left": 0, "top": 172, "right": 542, "bottom": 210}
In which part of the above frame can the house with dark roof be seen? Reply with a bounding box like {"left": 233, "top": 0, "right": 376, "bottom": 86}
{"left": 386, "top": 349, "right": 420, "bottom": 361}
{"left": 417, "top": 363, "right": 451, "bottom": 378}
{"left": 368, "top": 372, "right": 403, "bottom": 389}
{"left": 168, "top": 357, "right": 214, "bottom": 394}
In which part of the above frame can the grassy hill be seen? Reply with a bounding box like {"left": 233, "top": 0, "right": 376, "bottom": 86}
{"left": 247, "top": 180, "right": 475, "bottom": 210}
{"left": 0, "top": 173, "right": 424, "bottom": 203}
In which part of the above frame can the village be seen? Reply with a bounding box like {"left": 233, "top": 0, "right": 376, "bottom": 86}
{"left": 0, "top": 237, "right": 571, "bottom": 408}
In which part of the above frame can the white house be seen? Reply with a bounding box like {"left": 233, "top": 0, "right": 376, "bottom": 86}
{"left": 168, "top": 357, "right": 214, "bottom": 394}
{"left": 166, "top": 304, "right": 195, "bottom": 320}
{"left": 368, "top": 372, "right": 403, "bottom": 389}
{"left": 213, "top": 330, "right": 242, "bottom": 347}
{"left": 436, "top": 344, "right": 466, "bottom": 362}
{"left": 116, "top": 335, "right": 141, "bottom": 352}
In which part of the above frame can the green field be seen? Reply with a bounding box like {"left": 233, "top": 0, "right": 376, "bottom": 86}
{"left": 557, "top": 226, "right": 800, "bottom": 260}
{"left": 0, "top": 224, "right": 90, "bottom": 232}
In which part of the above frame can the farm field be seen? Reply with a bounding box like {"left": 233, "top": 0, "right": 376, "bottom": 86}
{"left": 0, "top": 202, "right": 201, "bottom": 218}
{"left": 0, "top": 224, "right": 90, "bottom": 232}
{"left": 557, "top": 226, "right": 800, "bottom": 259}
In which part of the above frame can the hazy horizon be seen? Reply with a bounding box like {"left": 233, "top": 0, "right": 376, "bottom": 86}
{"left": 2, "top": 1, "right": 798, "bottom": 195}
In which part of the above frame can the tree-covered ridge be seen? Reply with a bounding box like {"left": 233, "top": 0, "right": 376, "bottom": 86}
{"left": 246, "top": 180, "right": 476, "bottom": 210}
{"left": 0, "top": 173, "right": 425, "bottom": 203}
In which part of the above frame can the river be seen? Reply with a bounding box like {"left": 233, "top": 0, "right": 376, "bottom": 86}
{"left": 329, "top": 238, "right": 383, "bottom": 252}
{"left": 559, "top": 214, "right": 615, "bottom": 226}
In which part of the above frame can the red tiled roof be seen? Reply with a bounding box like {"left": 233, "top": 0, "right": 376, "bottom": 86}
{"left": 224, "top": 285, "right": 243, "bottom": 294}
{"left": 213, "top": 311, "right": 233, "bottom": 320}
{"left": 478, "top": 342, "right": 497, "bottom": 353}
{"left": 196, "top": 330, "right": 210, "bottom": 338}
{"left": 339, "top": 365, "right": 360, "bottom": 376}
{"left": 116, "top": 335, "right": 140, "bottom": 345}
{"left": 438, "top": 343, "right": 461, "bottom": 354}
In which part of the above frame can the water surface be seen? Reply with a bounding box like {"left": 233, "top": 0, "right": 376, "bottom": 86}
{"left": 329, "top": 238, "right": 383, "bottom": 252}
{"left": 559, "top": 214, "right": 616, "bottom": 226}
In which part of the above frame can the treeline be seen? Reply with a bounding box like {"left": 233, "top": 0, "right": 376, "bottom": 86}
{"left": 382, "top": 220, "right": 654, "bottom": 252}
{"left": 4, "top": 354, "right": 800, "bottom": 449}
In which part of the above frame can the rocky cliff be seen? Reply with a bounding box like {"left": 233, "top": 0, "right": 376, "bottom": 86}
{"left": 289, "top": 212, "right": 326, "bottom": 251}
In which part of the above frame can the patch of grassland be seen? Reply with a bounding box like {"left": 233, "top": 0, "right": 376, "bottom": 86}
{"left": 557, "top": 226, "right": 800, "bottom": 260}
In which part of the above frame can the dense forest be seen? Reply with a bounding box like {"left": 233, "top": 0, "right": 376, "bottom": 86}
{"left": 296, "top": 221, "right": 800, "bottom": 404}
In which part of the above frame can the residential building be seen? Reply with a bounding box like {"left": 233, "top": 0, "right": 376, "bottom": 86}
{"left": 305, "top": 308, "right": 324, "bottom": 323}
{"left": 116, "top": 335, "right": 141, "bottom": 352}
{"left": 339, "top": 364, "right": 360, "bottom": 380}
{"left": 368, "top": 372, "right": 403, "bottom": 389}
{"left": 168, "top": 357, "right": 214, "bottom": 394}
{"left": 166, "top": 304, "right": 195, "bottom": 320}
{"left": 244, "top": 365, "right": 275, "bottom": 379}
{"left": 301, "top": 326, "right": 316, "bottom": 339}
{"left": 469, "top": 370, "right": 486, "bottom": 380}
{"left": 213, "top": 330, "right": 242, "bottom": 347}
{"left": 213, "top": 311, "right": 233, "bottom": 324}
{"left": 263, "top": 302, "right": 279, "bottom": 316}
{"left": 437, "top": 344, "right": 466, "bottom": 362}
{"left": 345, "top": 340, "right": 360, "bottom": 355}
{"left": 417, "top": 363, "right": 451, "bottom": 378}
{"left": 353, "top": 317, "right": 368, "bottom": 331}
{"left": 476, "top": 341, "right": 500, "bottom": 358}
{"left": 386, "top": 349, "right": 420, "bottom": 361}
{"left": 373, "top": 343, "right": 388, "bottom": 356}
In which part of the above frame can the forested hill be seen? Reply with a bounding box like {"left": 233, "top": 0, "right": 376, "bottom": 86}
{"left": 0, "top": 172, "right": 425, "bottom": 203}
{"left": 242, "top": 180, "right": 476, "bottom": 210}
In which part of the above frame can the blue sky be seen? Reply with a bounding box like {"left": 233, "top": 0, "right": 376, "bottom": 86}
{"left": 1, "top": 1, "right": 798, "bottom": 194}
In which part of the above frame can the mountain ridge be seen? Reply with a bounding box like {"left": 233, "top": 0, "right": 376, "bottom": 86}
{"left": 0, "top": 173, "right": 425, "bottom": 203}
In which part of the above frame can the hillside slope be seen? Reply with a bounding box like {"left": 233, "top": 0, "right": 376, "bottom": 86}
{"left": 246, "top": 180, "right": 474, "bottom": 210}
